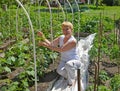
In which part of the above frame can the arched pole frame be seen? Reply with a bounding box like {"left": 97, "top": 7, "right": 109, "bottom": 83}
{"left": 45, "top": 0, "right": 57, "bottom": 65}
{"left": 74, "top": 0, "right": 81, "bottom": 40}
{"left": 38, "top": 0, "right": 44, "bottom": 30}
{"left": 56, "top": 0, "right": 66, "bottom": 21}
{"left": 46, "top": 0, "right": 53, "bottom": 42}
{"left": 15, "top": 0, "right": 37, "bottom": 91}
{"left": 66, "top": 0, "right": 74, "bottom": 24}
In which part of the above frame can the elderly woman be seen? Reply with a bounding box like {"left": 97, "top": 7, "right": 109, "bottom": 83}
{"left": 38, "top": 21, "right": 80, "bottom": 86}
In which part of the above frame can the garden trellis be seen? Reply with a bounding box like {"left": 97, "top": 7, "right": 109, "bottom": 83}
{"left": 15, "top": 0, "right": 75, "bottom": 91}
{"left": 15, "top": 0, "right": 82, "bottom": 91}
{"left": 0, "top": 0, "right": 120, "bottom": 91}
{"left": 15, "top": 0, "right": 37, "bottom": 91}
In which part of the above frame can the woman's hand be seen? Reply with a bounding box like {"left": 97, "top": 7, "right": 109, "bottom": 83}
{"left": 37, "top": 31, "right": 46, "bottom": 41}
{"left": 37, "top": 31, "right": 43, "bottom": 37}
{"left": 38, "top": 41, "right": 48, "bottom": 47}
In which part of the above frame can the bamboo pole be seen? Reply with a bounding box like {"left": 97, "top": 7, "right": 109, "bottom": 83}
{"left": 113, "top": 14, "right": 117, "bottom": 44}
{"left": 96, "top": 12, "right": 102, "bottom": 91}
{"left": 118, "top": 19, "right": 120, "bottom": 73}
{"left": 94, "top": 62, "right": 98, "bottom": 91}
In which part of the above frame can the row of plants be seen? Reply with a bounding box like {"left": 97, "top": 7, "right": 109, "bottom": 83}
{"left": 0, "top": 5, "right": 63, "bottom": 91}
{"left": 87, "top": 72, "right": 120, "bottom": 91}
{"left": 0, "top": 4, "right": 120, "bottom": 90}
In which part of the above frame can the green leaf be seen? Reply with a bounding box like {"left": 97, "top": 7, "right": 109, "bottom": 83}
{"left": 0, "top": 86, "right": 7, "bottom": 91}
{"left": 22, "top": 79, "right": 29, "bottom": 87}
{"left": 11, "top": 56, "right": 16, "bottom": 62}
{"left": 23, "top": 46, "right": 29, "bottom": 51}
{"left": 24, "top": 88, "right": 30, "bottom": 91}
{"left": 26, "top": 70, "right": 34, "bottom": 76}
{"left": 4, "top": 66, "right": 11, "bottom": 73}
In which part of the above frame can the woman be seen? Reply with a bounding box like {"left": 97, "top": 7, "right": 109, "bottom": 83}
{"left": 38, "top": 21, "right": 80, "bottom": 86}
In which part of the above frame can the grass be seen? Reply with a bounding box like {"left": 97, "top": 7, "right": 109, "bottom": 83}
{"left": 81, "top": 5, "right": 120, "bottom": 19}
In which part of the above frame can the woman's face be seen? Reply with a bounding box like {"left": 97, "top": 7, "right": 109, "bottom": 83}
{"left": 62, "top": 26, "right": 72, "bottom": 36}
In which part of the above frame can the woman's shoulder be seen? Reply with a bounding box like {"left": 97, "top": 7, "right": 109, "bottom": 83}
{"left": 71, "top": 36, "right": 77, "bottom": 41}
{"left": 59, "top": 35, "right": 64, "bottom": 39}
{"left": 57, "top": 35, "right": 64, "bottom": 41}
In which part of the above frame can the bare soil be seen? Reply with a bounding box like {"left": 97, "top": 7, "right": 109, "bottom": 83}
{"left": 29, "top": 59, "right": 60, "bottom": 91}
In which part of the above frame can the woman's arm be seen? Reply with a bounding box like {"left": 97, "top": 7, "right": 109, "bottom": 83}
{"left": 37, "top": 31, "right": 59, "bottom": 46}
{"left": 37, "top": 31, "right": 76, "bottom": 52}
{"left": 37, "top": 31, "right": 60, "bottom": 47}
{"left": 49, "top": 40, "right": 76, "bottom": 52}
{"left": 38, "top": 39, "right": 76, "bottom": 52}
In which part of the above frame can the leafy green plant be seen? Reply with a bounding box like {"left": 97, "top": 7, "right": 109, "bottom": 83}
{"left": 99, "top": 70, "right": 109, "bottom": 83}
{"left": 5, "top": 42, "right": 30, "bottom": 67}
{"left": 110, "top": 74, "right": 120, "bottom": 91}
{"left": 86, "top": 85, "right": 111, "bottom": 91}
{"left": 0, "top": 58, "right": 11, "bottom": 73}
{"left": 98, "top": 85, "right": 111, "bottom": 91}
{"left": 103, "top": 17, "right": 114, "bottom": 32}
{"left": 109, "top": 44, "right": 120, "bottom": 60}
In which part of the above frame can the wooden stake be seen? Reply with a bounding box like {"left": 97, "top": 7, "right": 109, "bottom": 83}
{"left": 77, "top": 69, "right": 81, "bottom": 91}
{"left": 94, "top": 62, "right": 98, "bottom": 91}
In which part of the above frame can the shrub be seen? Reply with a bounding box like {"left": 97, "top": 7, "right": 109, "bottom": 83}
{"left": 114, "top": 0, "right": 120, "bottom": 6}
{"left": 101, "top": 0, "right": 114, "bottom": 6}
{"left": 101, "top": 0, "right": 120, "bottom": 6}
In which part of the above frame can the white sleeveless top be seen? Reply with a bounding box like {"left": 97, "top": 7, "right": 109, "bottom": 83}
{"left": 59, "top": 35, "right": 79, "bottom": 62}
